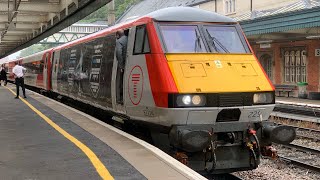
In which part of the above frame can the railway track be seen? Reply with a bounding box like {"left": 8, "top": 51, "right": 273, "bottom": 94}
{"left": 296, "top": 134, "right": 320, "bottom": 142}
{"left": 272, "top": 103, "right": 320, "bottom": 125}
{"left": 281, "top": 143, "right": 320, "bottom": 156}
{"left": 272, "top": 119, "right": 320, "bottom": 173}
{"left": 274, "top": 104, "right": 320, "bottom": 120}
{"left": 277, "top": 142, "right": 320, "bottom": 173}
{"left": 279, "top": 156, "right": 320, "bottom": 173}
{"left": 273, "top": 122, "right": 320, "bottom": 140}
{"left": 289, "top": 125, "right": 320, "bottom": 133}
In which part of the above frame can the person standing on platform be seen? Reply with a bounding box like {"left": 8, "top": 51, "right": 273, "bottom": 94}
{"left": 0, "top": 65, "right": 8, "bottom": 86}
{"left": 12, "top": 62, "right": 27, "bottom": 99}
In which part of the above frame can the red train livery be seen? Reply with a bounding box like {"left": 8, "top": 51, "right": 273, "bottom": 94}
{"left": 1, "top": 7, "right": 296, "bottom": 174}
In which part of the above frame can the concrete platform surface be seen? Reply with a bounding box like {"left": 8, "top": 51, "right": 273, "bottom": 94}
{"left": 0, "top": 85, "right": 206, "bottom": 180}
{"left": 276, "top": 97, "right": 320, "bottom": 108}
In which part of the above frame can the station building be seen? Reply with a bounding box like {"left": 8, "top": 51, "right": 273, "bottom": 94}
{"left": 193, "top": 0, "right": 320, "bottom": 97}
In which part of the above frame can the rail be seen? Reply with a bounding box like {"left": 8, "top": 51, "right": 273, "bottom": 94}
{"left": 274, "top": 123, "right": 320, "bottom": 134}
{"left": 279, "top": 156, "right": 320, "bottom": 173}
{"left": 281, "top": 143, "right": 320, "bottom": 155}
{"left": 273, "top": 104, "right": 320, "bottom": 123}
{"left": 296, "top": 134, "right": 320, "bottom": 141}
{"left": 277, "top": 141, "right": 320, "bottom": 173}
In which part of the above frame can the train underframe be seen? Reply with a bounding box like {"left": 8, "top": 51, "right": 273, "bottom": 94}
{"left": 151, "top": 121, "right": 296, "bottom": 174}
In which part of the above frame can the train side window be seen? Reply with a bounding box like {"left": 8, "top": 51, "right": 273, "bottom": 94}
{"left": 133, "top": 25, "right": 150, "bottom": 55}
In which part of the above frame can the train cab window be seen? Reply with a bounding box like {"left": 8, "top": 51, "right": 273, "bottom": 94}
{"left": 159, "top": 25, "right": 206, "bottom": 53}
{"left": 204, "top": 25, "right": 250, "bottom": 53}
{"left": 133, "top": 25, "right": 150, "bottom": 54}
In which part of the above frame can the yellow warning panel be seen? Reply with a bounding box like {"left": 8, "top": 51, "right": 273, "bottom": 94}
{"left": 166, "top": 53, "right": 273, "bottom": 93}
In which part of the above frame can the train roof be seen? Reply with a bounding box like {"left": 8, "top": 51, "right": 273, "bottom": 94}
{"left": 0, "top": 7, "right": 237, "bottom": 63}
{"left": 55, "top": 7, "right": 236, "bottom": 51}
{"left": 145, "top": 7, "right": 236, "bottom": 23}
{"left": 4, "top": 7, "right": 237, "bottom": 59}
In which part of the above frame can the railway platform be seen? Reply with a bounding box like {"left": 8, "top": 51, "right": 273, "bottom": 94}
{"left": 0, "top": 85, "right": 205, "bottom": 180}
{"left": 276, "top": 97, "right": 320, "bottom": 108}
{"left": 274, "top": 97, "right": 320, "bottom": 123}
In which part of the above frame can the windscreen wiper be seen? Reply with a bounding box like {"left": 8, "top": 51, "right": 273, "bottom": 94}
{"left": 194, "top": 29, "right": 202, "bottom": 52}
{"left": 205, "top": 29, "right": 229, "bottom": 53}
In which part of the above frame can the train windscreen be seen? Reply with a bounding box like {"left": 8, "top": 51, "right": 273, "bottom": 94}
{"left": 204, "top": 25, "right": 249, "bottom": 53}
{"left": 159, "top": 25, "right": 206, "bottom": 53}
{"left": 159, "top": 24, "right": 250, "bottom": 54}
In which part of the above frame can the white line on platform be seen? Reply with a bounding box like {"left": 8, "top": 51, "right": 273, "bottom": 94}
{"left": 276, "top": 100, "right": 320, "bottom": 108}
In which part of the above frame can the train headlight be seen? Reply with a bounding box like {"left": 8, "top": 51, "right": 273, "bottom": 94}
{"left": 253, "top": 93, "right": 274, "bottom": 104}
{"left": 176, "top": 95, "right": 206, "bottom": 107}
{"left": 192, "top": 95, "right": 202, "bottom": 105}
{"left": 182, "top": 95, "right": 192, "bottom": 105}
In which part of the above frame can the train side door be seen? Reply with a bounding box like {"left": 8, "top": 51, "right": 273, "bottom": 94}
{"left": 112, "top": 28, "right": 133, "bottom": 113}
{"left": 43, "top": 53, "right": 50, "bottom": 90}
{"left": 52, "top": 50, "right": 60, "bottom": 91}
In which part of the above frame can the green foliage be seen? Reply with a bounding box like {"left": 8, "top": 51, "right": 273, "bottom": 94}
{"left": 80, "top": 0, "right": 142, "bottom": 23}
{"left": 115, "top": 0, "right": 143, "bottom": 18}
{"left": 81, "top": 5, "right": 109, "bottom": 23}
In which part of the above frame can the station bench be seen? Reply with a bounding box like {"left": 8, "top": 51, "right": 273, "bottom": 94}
{"left": 274, "top": 84, "right": 297, "bottom": 97}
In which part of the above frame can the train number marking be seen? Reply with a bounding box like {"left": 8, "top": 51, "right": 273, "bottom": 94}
{"left": 248, "top": 111, "right": 262, "bottom": 118}
{"left": 143, "top": 109, "right": 155, "bottom": 117}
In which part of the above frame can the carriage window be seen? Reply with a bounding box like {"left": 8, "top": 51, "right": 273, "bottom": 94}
{"left": 160, "top": 25, "right": 206, "bottom": 53}
{"left": 133, "top": 25, "right": 150, "bottom": 54}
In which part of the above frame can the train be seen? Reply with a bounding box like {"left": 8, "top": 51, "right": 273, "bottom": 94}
{"left": 1, "top": 7, "right": 296, "bottom": 174}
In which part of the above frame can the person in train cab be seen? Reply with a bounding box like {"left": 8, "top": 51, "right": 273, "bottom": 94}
{"left": 12, "top": 62, "right": 27, "bottom": 99}
{"left": 115, "top": 29, "right": 128, "bottom": 104}
{"left": 0, "top": 65, "right": 7, "bottom": 86}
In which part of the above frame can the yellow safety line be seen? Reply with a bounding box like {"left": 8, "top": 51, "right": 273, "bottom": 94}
{"left": 5, "top": 86, "right": 113, "bottom": 180}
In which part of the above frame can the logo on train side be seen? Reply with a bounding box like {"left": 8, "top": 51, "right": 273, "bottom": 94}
{"left": 90, "top": 55, "right": 103, "bottom": 98}
{"left": 128, "top": 65, "right": 144, "bottom": 105}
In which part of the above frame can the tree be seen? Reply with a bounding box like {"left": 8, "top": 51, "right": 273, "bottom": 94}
{"left": 80, "top": 0, "right": 142, "bottom": 23}
{"left": 80, "top": 5, "right": 108, "bottom": 23}
{"left": 115, "top": 0, "right": 142, "bottom": 18}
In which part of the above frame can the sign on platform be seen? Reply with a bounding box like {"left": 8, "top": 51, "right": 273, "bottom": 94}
{"left": 260, "top": 43, "right": 271, "bottom": 49}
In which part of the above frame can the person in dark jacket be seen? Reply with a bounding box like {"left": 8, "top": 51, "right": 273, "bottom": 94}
{"left": 115, "top": 29, "right": 128, "bottom": 104}
{"left": 0, "top": 65, "right": 7, "bottom": 86}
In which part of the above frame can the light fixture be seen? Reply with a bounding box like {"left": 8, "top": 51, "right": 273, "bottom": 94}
{"left": 306, "top": 35, "right": 320, "bottom": 39}
{"left": 256, "top": 40, "right": 273, "bottom": 44}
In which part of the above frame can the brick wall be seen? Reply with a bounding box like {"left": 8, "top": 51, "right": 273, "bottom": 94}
{"left": 251, "top": 39, "right": 320, "bottom": 95}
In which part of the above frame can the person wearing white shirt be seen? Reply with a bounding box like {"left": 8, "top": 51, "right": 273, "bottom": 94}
{"left": 12, "top": 62, "right": 27, "bottom": 99}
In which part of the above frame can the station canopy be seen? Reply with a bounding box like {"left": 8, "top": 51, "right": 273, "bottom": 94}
{"left": 0, "top": 0, "right": 111, "bottom": 59}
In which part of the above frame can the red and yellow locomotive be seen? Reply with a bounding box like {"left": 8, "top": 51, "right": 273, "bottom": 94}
{"left": 2, "top": 7, "right": 295, "bottom": 173}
